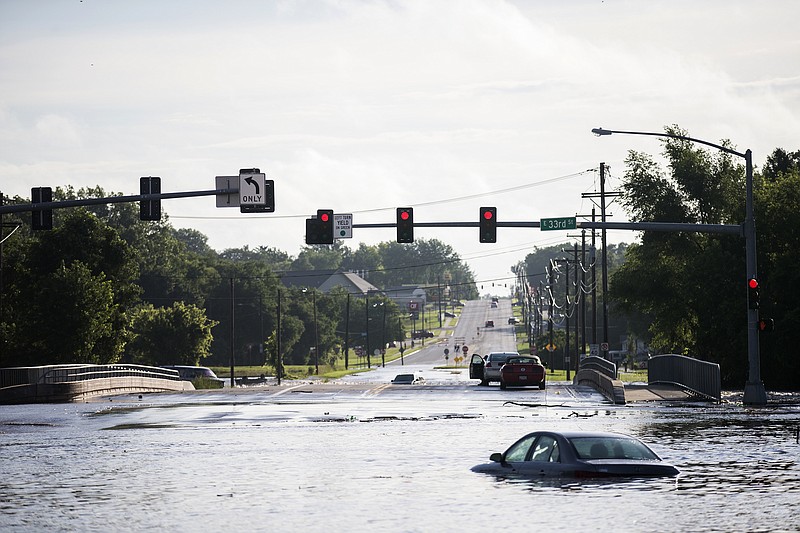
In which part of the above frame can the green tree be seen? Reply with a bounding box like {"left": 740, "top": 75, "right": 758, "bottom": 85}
{"left": 753, "top": 154, "right": 800, "bottom": 388}
{"left": 28, "top": 262, "right": 121, "bottom": 364}
{"left": 127, "top": 302, "right": 217, "bottom": 365}
{"left": 292, "top": 241, "right": 346, "bottom": 271}
{"left": 610, "top": 126, "right": 750, "bottom": 385}
{"left": 206, "top": 259, "right": 280, "bottom": 366}
{"left": 4, "top": 209, "right": 138, "bottom": 365}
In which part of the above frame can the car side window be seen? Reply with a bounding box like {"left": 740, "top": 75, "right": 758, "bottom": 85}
{"left": 505, "top": 435, "right": 537, "bottom": 462}
{"left": 530, "top": 436, "right": 559, "bottom": 462}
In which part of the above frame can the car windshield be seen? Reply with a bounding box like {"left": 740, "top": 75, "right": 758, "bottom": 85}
{"left": 393, "top": 374, "right": 414, "bottom": 383}
{"left": 570, "top": 437, "right": 660, "bottom": 460}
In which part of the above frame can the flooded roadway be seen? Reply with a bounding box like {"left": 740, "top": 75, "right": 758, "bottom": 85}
{"left": 1, "top": 365, "right": 799, "bottom": 532}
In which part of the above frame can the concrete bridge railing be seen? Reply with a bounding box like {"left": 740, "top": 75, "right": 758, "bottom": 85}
{"left": 0, "top": 364, "right": 192, "bottom": 404}
{"left": 573, "top": 357, "right": 625, "bottom": 404}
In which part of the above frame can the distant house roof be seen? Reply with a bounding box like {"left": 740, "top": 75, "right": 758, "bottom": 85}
{"left": 280, "top": 270, "right": 335, "bottom": 290}
{"left": 280, "top": 270, "right": 379, "bottom": 295}
{"left": 383, "top": 285, "right": 427, "bottom": 304}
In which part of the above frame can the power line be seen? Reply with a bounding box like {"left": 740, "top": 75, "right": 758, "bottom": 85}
{"left": 168, "top": 169, "right": 593, "bottom": 220}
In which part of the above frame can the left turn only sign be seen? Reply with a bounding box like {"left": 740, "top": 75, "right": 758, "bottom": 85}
{"left": 239, "top": 168, "right": 275, "bottom": 213}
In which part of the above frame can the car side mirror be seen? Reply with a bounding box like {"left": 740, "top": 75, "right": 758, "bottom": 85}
{"left": 489, "top": 452, "right": 504, "bottom": 463}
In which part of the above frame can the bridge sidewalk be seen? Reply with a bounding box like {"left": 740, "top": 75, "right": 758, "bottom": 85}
{"left": 624, "top": 383, "right": 694, "bottom": 402}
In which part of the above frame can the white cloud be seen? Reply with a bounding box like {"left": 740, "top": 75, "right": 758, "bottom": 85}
{"left": 1, "top": 0, "right": 798, "bottom": 282}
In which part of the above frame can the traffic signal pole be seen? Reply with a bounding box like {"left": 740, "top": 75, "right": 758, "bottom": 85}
{"left": 592, "top": 127, "right": 767, "bottom": 405}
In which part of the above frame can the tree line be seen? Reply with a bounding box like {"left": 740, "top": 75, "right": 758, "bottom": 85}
{"left": 518, "top": 126, "right": 800, "bottom": 390}
{"left": 0, "top": 189, "right": 478, "bottom": 370}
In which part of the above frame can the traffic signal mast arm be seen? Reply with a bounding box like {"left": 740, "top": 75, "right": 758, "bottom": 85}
{"left": 0, "top": 187, "right": 238, "bottom": 215}
{"left": 351, "top": 220, "right": 741, "bottom": 235}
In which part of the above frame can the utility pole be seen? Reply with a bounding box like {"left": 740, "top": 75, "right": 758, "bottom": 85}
{"left": 564, "top": 258, "right": 570, "bottom": 380}
{"left": 600, "top": 162, "right": 610, "bottom": 360}
{"left": 574, "top": 242, "right": 580, "bottom": 377}
{"left": 582, "top": 167, "right": 621, "bottom": 359}
{"left": 592, "top": 208, "right": 597, "bottom": 346}
{"left": 365, "top": 295, "right": 371, "bottom": 368}
{"left": 313, "top": 290, "right": 319, "bottom": 375}
{"left": 344, "top": 293, "right": 350, "bottom": 370}
{"left": 548, "top": 262, "right": 554, "bottom": 373}
{"left": 580, "top": 232, "right": 587, "bottom": 368}
{"left": 438, "top": 275, "right": 442, "bottom": 328}
{"left": 230, "top": 277, "right": 235, "bottom": 388}
{"left": 277, "top": 289, "right": 282, "bottom": 385}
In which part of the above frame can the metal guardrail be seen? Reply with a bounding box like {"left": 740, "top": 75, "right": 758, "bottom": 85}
{"left": 648, "top": 354, "right": 721, "bottom": 402}
{"left": 0, "top": 364, "right": 180, "bottom": 388}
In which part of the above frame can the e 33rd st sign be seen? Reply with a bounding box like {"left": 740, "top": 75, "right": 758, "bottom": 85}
{"left": 540, "top": 216, "right": 577, "bottom": 231}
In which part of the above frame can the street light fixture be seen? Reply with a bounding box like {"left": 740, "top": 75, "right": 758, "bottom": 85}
{"left": 592, "top": 127, "right": 766, "bottom": 405}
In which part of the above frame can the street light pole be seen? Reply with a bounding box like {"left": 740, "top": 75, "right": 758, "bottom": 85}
{"left": 313, "top": 290, "right": 319, "bottom": 375}
{"left": 365, "top": 295, "right": 371, "bottom": 369}
{"left": 303, "top": 288, "right": 320, "bottom": 375}
{"left": 592, "top": 127, "right": 767, "bottom": 405}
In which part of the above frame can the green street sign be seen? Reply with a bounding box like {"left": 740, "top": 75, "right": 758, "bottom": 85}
{"left": 540, "top": 217, "right": 577, "bottom": 231}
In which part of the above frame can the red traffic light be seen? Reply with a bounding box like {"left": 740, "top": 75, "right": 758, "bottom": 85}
{"left": 747, "top": 278, "right": 760, "bottom": 309}
{"left": 396, "top": 207, "right": 414, "bottom": 243}
{"left": 479, "top": 207, "right": 497, "bottom": 243}
{"left": 319, "top": 212, "right": 330, "bottom": 223}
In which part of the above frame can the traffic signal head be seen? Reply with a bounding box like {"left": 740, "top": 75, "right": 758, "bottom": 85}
{"left": 31, "top": 187, "right": 53, "bottom": 230}
{"left": 396, "top": 207, "right": 414, "bottom": 243}
{"left": 139, "top": 177, "right": 161, "bottom": 221}
{"left": 748, "top": 278, "right": 760, "bottom": 309}
{"left": 758, "top": 317, "right": 775, "bottom": 332}
{"left": 307, "top": 209, "right": 334, "bottom": 244}
{"left": 479, "top": 207, "right": 497, "bottom": 243}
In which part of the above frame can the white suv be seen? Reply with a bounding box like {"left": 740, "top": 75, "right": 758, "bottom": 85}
{"left": 480, "top": 352, "right": 519, "bottom": 386}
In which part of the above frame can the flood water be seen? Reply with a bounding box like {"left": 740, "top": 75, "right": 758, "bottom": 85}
{"left": 1, "top": 369, "right": 799, "bottom": 532}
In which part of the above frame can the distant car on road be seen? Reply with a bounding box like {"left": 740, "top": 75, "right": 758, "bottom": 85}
{"left": 471, "top": 430, "right": 680, "bottom": 478}
{"left": 391, "top": 373, "right": 425, "bottom": 384}
{"left": 470, "top": 351, "right": 518, "bottom": 386}
{"left": 490, "top": 301, "right": 498, "bottom": 308}
{"left": 500, "top": 355, "right": 546, "bottom": 390}
{"left": 484, "top": 320, "right": 494, "bottom": 328}
{"left": 443, "top": 311, "right": 456, "bottom": 318}
{"left": 161, "top": 365, "right": 225, "bottom": 389}
{"left": 411, "top": 330, "right": 434, "bottom": 339}
{"left": 508, "top": 317, "right": 518, "bottom": 324}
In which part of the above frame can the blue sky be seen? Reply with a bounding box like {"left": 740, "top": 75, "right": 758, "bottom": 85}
{"left": 1, "top": 0, "right": 798, "bottom": 287}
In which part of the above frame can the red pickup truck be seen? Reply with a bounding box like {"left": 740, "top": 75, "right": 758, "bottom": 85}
{"left": 499, "top": 356, "right": 546, "bottom": 390}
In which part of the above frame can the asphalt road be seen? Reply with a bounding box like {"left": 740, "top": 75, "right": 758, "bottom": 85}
{"left": 389, "top": 298, "right": 518, "bottom": 367}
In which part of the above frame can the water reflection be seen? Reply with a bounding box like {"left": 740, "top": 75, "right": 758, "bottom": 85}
{"left": 481, "top": 473, "right": 680, "bottom": 493}
{"left": 1, "top": 386, "right": 799, "bottom": 532}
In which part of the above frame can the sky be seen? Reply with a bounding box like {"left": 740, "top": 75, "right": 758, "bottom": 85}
{"left": 1, "top": 0, "right": 798, "bottom": 289}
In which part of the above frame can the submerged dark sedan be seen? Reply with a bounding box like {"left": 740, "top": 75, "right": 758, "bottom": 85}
{"left": 471, "top": 430, "right": 679, "bottom": 478}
